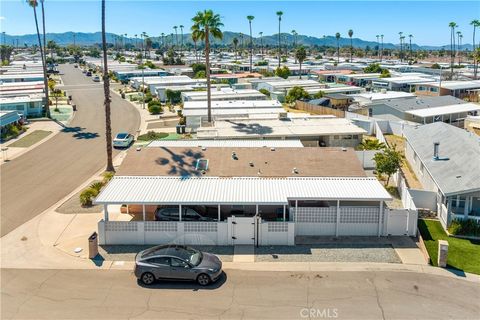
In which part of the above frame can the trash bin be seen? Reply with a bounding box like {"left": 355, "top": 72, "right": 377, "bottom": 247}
{"left": 88, "top": 232, "right": 98, "bottom": 259}
{"left": 72, "top": 104, "right": 77, "bottom": 111}
{"left": 176, "top": 125, "right": 181, "bottom": 134}
{"left": 68, "top": 95, "right": 72, "bottom": 101}
{"left": 121, "top": 92, "right": 126, "bottom": 99}
{"left": 180, "top": 125, "right": 186, "bottom": 134}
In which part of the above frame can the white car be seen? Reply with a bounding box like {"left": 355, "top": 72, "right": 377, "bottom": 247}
{"left": 113, "top": 133, "right": 134, "bottom": 148}
{"left": 93, "top": 75, "right": 101, "bottom": 82}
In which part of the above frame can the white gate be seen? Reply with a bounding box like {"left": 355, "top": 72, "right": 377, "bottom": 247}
{"left": 229, "top": 216, "right": 256, "bottom": 245}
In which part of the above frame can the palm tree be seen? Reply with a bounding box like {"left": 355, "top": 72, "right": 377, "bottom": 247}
{"left": 173, "top": 26, "right": 178, "bottom": 50}
{"left": 335, "top": 32, "right": 341, "bottom": 63}
{"left": 358, "top": 139, "right": 386, "bottom": 151}
{"left": 101, "top": 0, "right": 114, "bottom": 172}
{"left": 457, "top": 31, "right": 462, "bottom": 65}
{"left": 376, "top": 35, "right": 380, "bottom": 59}
{"left": 348, "top": 29, "right": 353, "bottom": 62}
{"left": 380, "top": 34, "right": 384, "bottom": 61}
{"left": 291, "top": 30, "right": 297, "bottom": 47}
{"left": 259, "top": 31, "right": 263, "bottom": 56}
{"left": 471, "top": 20, "right": 480, "bottom": 79}
{"left": 27, "top": 0, "right": 50, "bottom": 118}
{"left": 179, "top": 25, "right": 184, "bottom": 53}
{"left": 191, "top": 29, "right": 199, "bottom": 63}
{"left": 247, "top": 15, "right": 254, "bottom": 73}
{"left": 276, "top": 11, "right": 283, "bottom": 67}
{"left": 141, "top": 31, "right": 147, "bottom": 57}
{"left": 232, "top": 37, "right": 239, "bottom": 61}
{"left": 398, "top": 31, "right": 403, "bottom": 61}
{"left": 160, "top": 33, "right": 165, "bottom": 50}
{"left": 449, "top": 22, "right": 457, "bottom": 73}
{"left": 191, "top": 10, "right": 223, "bottom": 124}
{"left": 295, "top": 46, "right": 306, "bottom": 79}
{"left": 408, "top": 34, "right": 413, "bottom": 61}
{"left": 134, "top": 34, "right": 138, "bottom": 49}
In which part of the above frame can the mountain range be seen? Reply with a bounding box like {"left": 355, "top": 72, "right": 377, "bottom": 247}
{"left": 2, "top": 31, "right": 473, "bottom": 51}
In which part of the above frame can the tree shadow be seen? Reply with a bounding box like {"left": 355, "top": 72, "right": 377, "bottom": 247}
{"left": 61, "top": 126, "right": 99, "bottom": 140}
{"left": 226, "top": 120, "right": 274, "bottom": 136}
{"left": 155, "top": 147, "right": 204, "bottom": 177}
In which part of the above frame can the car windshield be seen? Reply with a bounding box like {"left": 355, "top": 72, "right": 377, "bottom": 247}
{"left": 116, "top": 133, "right": 128, "bottom": 139}
{"left": 140, "top": 245, "right": 202, "bottom": 266}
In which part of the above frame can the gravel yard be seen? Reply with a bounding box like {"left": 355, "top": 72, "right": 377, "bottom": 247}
{"left": 255, "top": 244, "right": 402, "bottom": 263}
{"left": 98, "top": 245, "right": 234, "bottom": 262}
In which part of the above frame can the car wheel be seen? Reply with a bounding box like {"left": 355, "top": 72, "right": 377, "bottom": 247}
{"left": 197, "top": 273, "right": 211, "bottom": 286}
{"left": 140, "top": 272, "right": 156, "bottom": 285}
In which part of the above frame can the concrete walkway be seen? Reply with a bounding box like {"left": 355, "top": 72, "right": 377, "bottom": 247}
{"left": 233, "top": 245, "right": 255, "bottom": 263}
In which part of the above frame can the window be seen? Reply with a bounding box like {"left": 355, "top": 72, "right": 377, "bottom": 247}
{"left": 171, "top": 258, "right": 189, "bottom": 268}
{"left": 148, "top": 257, "right": 170, "bottom": 266}
{"left": 418, "top": 86, "right": 426, "bottom": 91}
{"left": 342, "top": 135, "right": 353, "bottom": 140}
{"left": 352, "top": 135, "right": 359, "bottom": 139}
{"left": 430, "top": 87, "right": 438, "bottom": 93}
{"left": 333, "top": 135, "right": 340, "bottom": 140}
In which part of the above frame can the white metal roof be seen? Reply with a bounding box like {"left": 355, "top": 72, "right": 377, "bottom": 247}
{"left": 95, "top": 176, "right": 391, "bottom": 205}
{"left": 147, "top": 139, "right": 304, "bottom": 148}
{"left": 405, "top": 103, "right": 480, "bottom": 118}
{"left": 183, "top": 100, "right": 283, "bottom": 110}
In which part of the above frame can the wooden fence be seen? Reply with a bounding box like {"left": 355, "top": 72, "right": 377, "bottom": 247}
{"left": 294, "top": 101, "right": 345, "bottom": 118}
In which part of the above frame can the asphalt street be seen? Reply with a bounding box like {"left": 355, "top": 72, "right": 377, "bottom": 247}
{"left": 0, "top": 64, "right": 140, "bottom": 236}
{"left": 2, "top": 268, "right": 479, "bottom": 319}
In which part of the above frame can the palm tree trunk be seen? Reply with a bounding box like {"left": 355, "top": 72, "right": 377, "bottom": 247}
{"left": 194, "top": 40, "right": 198, "bottom": 63}
{"left": 32, "top": 5, "right": 50, "bottom": 118}
{"left": 278, "top": 20, "right": 281, "bottom": 68}
{"left": 299, "top": 61, "right": 302, "bottom": 79}
{"left": 350, "top": 38, "right": 353, "bottom": 62}
{"left": 205, "top": 26, "right": 212, "bottom": 123}
{"left": 473, "top": 26, "right": 477, "bottom": 79}
{"left": 101, "top": 0, "right": 114, "bottom": 172}
{"left": 249, "top": 21, "right": 253, "bottom": 73}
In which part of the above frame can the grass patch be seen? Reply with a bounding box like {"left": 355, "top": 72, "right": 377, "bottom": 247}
{"left": 8, "top": 130, "right": 52, "bottom": 148}
{"left": 418, "top": 219, "right": 480, "bottom": 274}
{"left": 50, "top": 106, "right": 73, "bottom": 122}
{"left": 137, "top": 131, "right": 182, "bottom": 141}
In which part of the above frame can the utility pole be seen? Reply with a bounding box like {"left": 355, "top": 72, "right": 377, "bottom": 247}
{"left": 380, "top": 35, "right": 384, "bottom": 62}
{"left": 73, "top": 33, "right": 76, "bottom": 46}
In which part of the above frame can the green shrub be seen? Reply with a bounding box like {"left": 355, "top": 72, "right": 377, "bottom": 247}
{"left": 148, "top": 104, "right": 162, "bottom": 114}
{"left": 89, "top": 181, "right": 104, "bottom": 193}
{"left": 448, "top": 219, "right": 480, "bottom": 237}
{"left": 103, "top": 171, "right": 114, "bottom": 182}
{"left": 259, "top": 88, "right": 270, "bottom": 97}
{"left": 79, "top": 187, "right": 98, "bottom": 207}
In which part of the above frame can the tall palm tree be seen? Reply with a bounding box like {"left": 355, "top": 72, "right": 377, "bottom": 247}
{"left": 456, "top": 31, "right": 462, "bottom": 65}
{"left": 408, "top": 34, "right": 413, "bottom": 61}
{"left": 348, "top": 29, "right": 353, "bottom": 62}
{"left": 295, "top": 46, "right": 306, "bottom": 79}
{"left": 247, "top": 15, "right": 254, "bottom": 73}
{"left": 191, "top": 29, "right": 199, "bottom": 63}
{"left": 291, "top": 30, "right": 297, "bottom": 47}
{"left": 134, "top": 34, "right": 138, "bottom": 49}
{"left": 124, "top": 33, "right": 128, "bottom": 51}
{"left": 380, "top": 34, "right": 384, "bottom": 61}
{"left": 335, "top": 32, "right": 341, "bottom": 63}
{"left": 376, "top": 35, "right": 380, "bottom": 59}
{"left": 27, "top": 0, "right": 50, "bottom": 118}
{"left": 449, "top": 22, "right": 457, "bottom": 73}
{"left": 141, "top": 31, "right": 147, "bottom": 57}
{"left": 398, "top": 31, "right": 403, "bottom": 61}
{"left": 276, "top": 11, "right": 283, "bottom": 67}
{"left": 173, "top": 26, "right": 178, "bottom": 50}
{"left": 259, "top": 31, "right": 263, "bottom": 55}
{"left": 101, "top": 0, "right": 114, "bottom": 172}
{"left": 191, "top": 10, "right": 223, "bottom": 124}
{"left": 232, "top": 37, "right": 239, "bottom": 61}
{"left": 471, "top": 20, "right": 480, "bottom": 79}
{"left": 179, "top": 25, "right": 184, "bottom": 53}
{"left": 160, "top": 33, "right": 165, "bottom": 50}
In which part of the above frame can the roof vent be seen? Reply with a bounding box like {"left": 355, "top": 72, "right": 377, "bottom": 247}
{"left": 136, "top": 147, "right": 142, "bottom": 151}
{"left": 249, "top": 161, "right": 254, "bottom": 167}
{"left": 341, "top": 147, "right": 347, "bottom": 152}
{"left": 292, "top": 167, "right": 299, "bottom": 174}
{"left": 201, "top": 146, "right": 207, "bottom": 151}
{"left": 232, "top": 151, "right": 238, "bottom": 160}
{"left": 433, "top": 142, "right": 440, "bottom": 160}
{"left": 270, "top": 147, "right": 276, "bottom": 151}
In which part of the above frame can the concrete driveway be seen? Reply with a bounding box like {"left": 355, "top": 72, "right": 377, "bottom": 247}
{"left": 0, "top": 64, "right": 140, "bottom": 236}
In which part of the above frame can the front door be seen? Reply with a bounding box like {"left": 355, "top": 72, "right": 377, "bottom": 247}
{"left": 169, "top": 258, "right": 193, "bottom": 280}
{"left": 231, "top": 216, "right": 256, "bottom": 245}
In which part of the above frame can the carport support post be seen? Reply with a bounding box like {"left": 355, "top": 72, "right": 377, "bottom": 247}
{"left": 218, "top": 204, "right": 221, "bottom": 221}
{"left": 335, "top": 200, "right": 340, "bottom": 237}
{"left": 295, "top": 200, "right": 298, "bottom": 222}
{"left": 179, "top": 204, "right": 182, "bottom": 222}
{"left": 142, "top": 204, "right": 146, "bottom": 221}
{"left": 283, "top": 205, "right": 286, "bottom": 221}
{"left": 378, "top": 201, "right": 384, "bottom": 237}
{"left": 104, "top": 204, "right": 109, "bottom": 221}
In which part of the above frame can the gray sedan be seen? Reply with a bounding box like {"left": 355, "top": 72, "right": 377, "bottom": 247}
{"left": 134, "top": 245, "right": 223, "bottom": 286}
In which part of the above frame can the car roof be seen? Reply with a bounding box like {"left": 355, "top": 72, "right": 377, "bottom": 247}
{"left": 141, "top": 244, "right": 196, "bottom": 259}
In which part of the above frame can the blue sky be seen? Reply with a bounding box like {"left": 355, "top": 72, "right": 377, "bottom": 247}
{"left": 2, "top": 1, "right": 479, "bottom": 46}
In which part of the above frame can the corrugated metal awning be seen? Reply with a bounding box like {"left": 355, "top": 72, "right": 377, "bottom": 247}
{"left": 94, "top": 176, "right": 392, "bottom": 205}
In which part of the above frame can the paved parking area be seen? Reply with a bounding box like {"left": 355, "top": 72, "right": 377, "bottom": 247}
{"left": 255, "top": 244, "right": 402, "bottom": 263}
